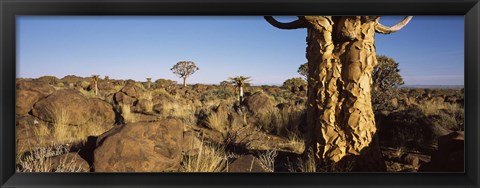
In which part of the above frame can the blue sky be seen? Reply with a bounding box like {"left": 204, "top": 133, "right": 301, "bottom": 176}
{"left": 17, "top": 16, "right": 464, "bottom": 86}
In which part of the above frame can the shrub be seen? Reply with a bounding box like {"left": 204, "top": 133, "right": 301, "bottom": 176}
{"left": 282, "top": 77, "right": 307, "bottom": 94}
{"left": 371, "top": 55, "right": 404, "bottom": 113}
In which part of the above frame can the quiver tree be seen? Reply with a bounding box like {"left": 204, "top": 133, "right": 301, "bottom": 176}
{"left": 265, "top": 16, "right": 412, "bottom": 171}
{"left": 298, "top": 63, "right": 309, "bottom": 80}
{"left": 92, "top": 75, "right": 100, "bottom": 96}
{"left": 372, "top": 55, "right": 404, "bottom": 113}
{"left": 228, "top": 76, "right": 252, "bottom": 106}
{"left": 146, "top": 78, "right": 152, "bottom": 89}
{"left": 171, "top": 61, "right": 199, "bottom": 87}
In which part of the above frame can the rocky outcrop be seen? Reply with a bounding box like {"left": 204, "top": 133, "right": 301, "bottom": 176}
{"left": 93, "top": 120, "right": 183, "bottom": 172}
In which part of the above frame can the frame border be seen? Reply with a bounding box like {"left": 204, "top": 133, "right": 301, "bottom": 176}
{"left": 1, "top": 0, "right": 479, "bottom": 187}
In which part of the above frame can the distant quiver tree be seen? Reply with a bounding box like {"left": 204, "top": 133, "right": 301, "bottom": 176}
{"left": 146, "top": 78, "right": 152, "bottom": 89}
{"left": 171, "top": 61, "right": 199, "bottom": 87}
{"left": 92, "top": 75, "right": 100, "bottom": 96}
{"left": 228, "top": 76, "right": 252, "bottom": 106}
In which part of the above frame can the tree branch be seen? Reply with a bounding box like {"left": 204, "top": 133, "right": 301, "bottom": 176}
{"left": 375, "top": 16, "right": 413, "bottom": 34}
{"left": 264, "top": 16, "right": 306, "bottom": 30}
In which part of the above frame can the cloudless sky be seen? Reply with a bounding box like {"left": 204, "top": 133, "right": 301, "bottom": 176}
{"left": 17, "top": 16, "right": 464, "bottom": 86}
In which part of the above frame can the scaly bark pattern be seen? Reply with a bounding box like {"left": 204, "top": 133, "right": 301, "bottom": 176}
{"left": 265, "top": 16, "right": 411, "bottom": 171}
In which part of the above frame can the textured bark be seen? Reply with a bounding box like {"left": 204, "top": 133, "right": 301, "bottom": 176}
{"left": 266, "top": 16, "right": 410, "bottom": 171}
{"left": 183, "top": 77, "right": 187, "bottom": 87}
{"left": 302, "top": 16, "right": 384, "bottom": 170}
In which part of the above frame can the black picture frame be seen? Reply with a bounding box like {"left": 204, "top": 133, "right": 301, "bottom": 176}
{"left": 1, "top": 0, "right": 479, "bottom": 187}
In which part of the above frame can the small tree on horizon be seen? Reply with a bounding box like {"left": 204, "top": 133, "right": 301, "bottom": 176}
{"left": 170, "top": 61, "right": 199, "bottom": 87}
{"left": 228, "top": 76, "right": 251, "bottom": 106}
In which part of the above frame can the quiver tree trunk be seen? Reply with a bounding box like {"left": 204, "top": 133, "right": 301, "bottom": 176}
{"left": 265, "top": 16, "right": 412, "bottom": 171}
{"left": 92, "top": 75, "right": 99, "bottom": 96}
{"left": 239, "top": 86, "right": 244, "bottom": 105}
{"left": 146, "top": 78, "right": 152, "bottom": 89}
{"left": 183, "top": 77, "right": 187, "bottom": 87}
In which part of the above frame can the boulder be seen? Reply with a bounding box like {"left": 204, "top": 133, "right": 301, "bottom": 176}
{"left": 16, "top": 80, "right": 56, "bottom": 96}
{"left": 89, "top": 99, "right": 116, "bottom": 127}
{"left": 32, "top": 89, "right": 90, "bottom": 125}
{"left": 227, "top": 155, "right": 269, "bottom": 172}
{"left": 97, "top": 81, "right": 115, "bottom": 90}
{"left": 113, "top": 91, "right": 136, "bottom": 106}
{"left": 120, "top": 83, "right": 144, "bottom": 99}
{"left": 16, "top": 90, "right": 43, "bottom": 116}
{"left": 244, "top": 92, "right": 275, "bottom": 115}
{"left": 182, "top": 131, "right": 202, "bottom": 156}
{"left": 93, "top": 120, "right": 183, "bottom": 172}
{"left": 421, "top": 131, "right": 464, "bottom": 172}
{"left": 134, "top": 99, "right": 153, "bottom": 113}
{"left": 32, "top": 89, "right": 115, "bottom": 127}
{"left": 152, "top": 95, "right": 172, "bottom": 105}
{"left": 438, "top": 131, "right": 464, "bottom": 152}
{"left": 16, "top": 80, "right": 56, "bottom": 116}
{"left": 61, "top": 75, "right": 85, "bottom": 85}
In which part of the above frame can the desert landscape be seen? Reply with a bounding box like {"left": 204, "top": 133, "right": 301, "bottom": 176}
{"left": 15, "top": 16, "right": 464, "bottom": 172}
{"left": 15, "top": 62, "right": 464, "bottom": 172}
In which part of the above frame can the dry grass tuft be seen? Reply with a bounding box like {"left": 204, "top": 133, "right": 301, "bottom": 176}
{"left": 288, "top": 148, "right": 316, "bottom": 172}
{"left": 417, "top": 99, "right": 461, "bottom": 116}
{"left": 258, "top": 150, "right": 278, "bottom": 172}
{"left": 16, "top": 144, "right": 84, "bottom": 172}
{"left": 255, "top": 104, "right": 305, "bottom": 137}
{"left": 161, "top": 101, "right": 196, "bottom": 126}
{"left": 181, "top": 139, "right": 227, "bottom": 172}
{"left": 287, "top": 133, "right": 306, "bottom": 154}
{"left": 206, "top": 112, "right": 228, "bottom": 134}
{"left": 47, "top": 108, "right": 109, "bottom": 144}
{"left": 51, "top": 108, "right": 71, "bottom": 143}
